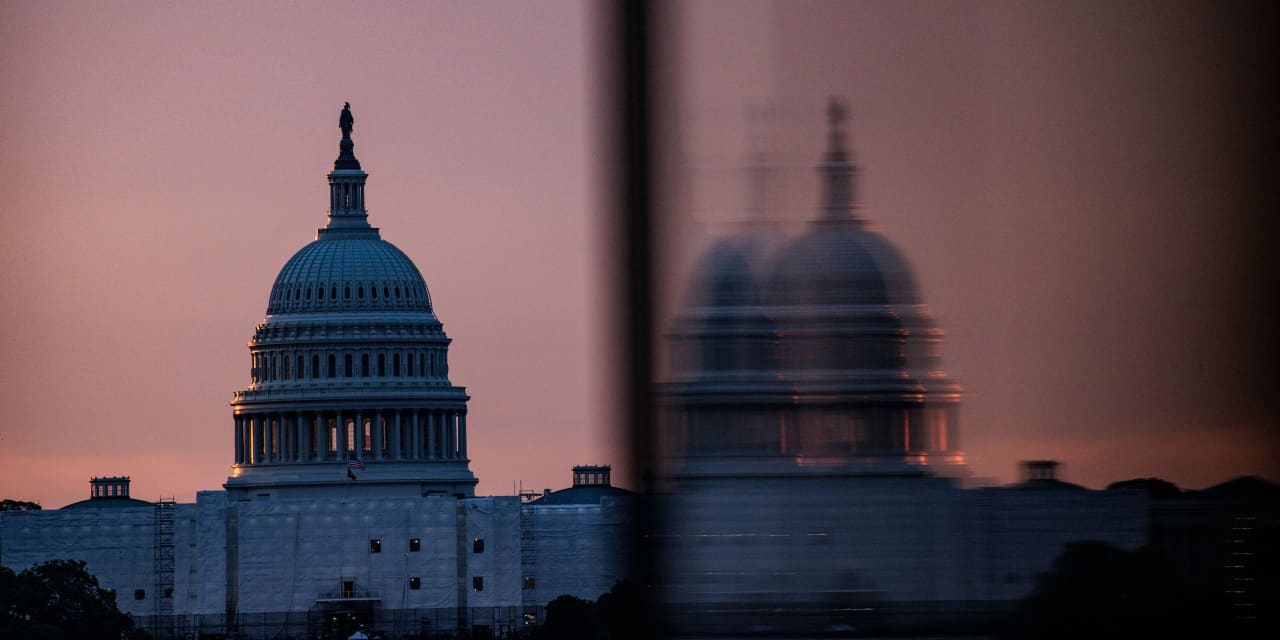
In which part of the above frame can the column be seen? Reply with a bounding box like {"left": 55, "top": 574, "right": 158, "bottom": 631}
{"left": 234, "top": 415, "right": 244, "bottom": 464}
{"left": 392, "top": 411, "right": 402, "bottom": 460}
{"left": 459, "top": 410, "right": 467, "bottom": 459}
{"left": 427, "top": 410, "right": 437, "bottom": 460}
{"left": 312, "top": 413, "right": 322, "bottom": 462}
{"left": 445, "top": 411, "right": 455, "bottom": 459}
{"left": 254, "top": 415, "right": 263, "bottom": 464}
{"left": 337, "top": 411, "right": 347, "bottom": 459}
{"left": 372, "top": 410, "right": 382, "bottom": 461}
{"left": 295, "top": 413, "right": 305, "bottom": 462}
{"left": 269, "top": 415, "right": 279, "bottom": 462}
{"left": 355, "top": 410, "right": 364, "bottom": 457}
{"left": 411, "top": 410, "right": 421, "bottom": 460}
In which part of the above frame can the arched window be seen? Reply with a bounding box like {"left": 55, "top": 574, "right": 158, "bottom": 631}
{"left": 361, "top": 354, "right": 370, "bottom": 377}
{"left": 312, "top": 355, "right": 320, "bottom": 379}
{"left": 318, "top": 286, "right": 325, "bottom": 300}
{"left": 407, "top": 352, "right": 414, "bottom": 377}
{"left": 344, "top": 286, "right": 351, "bottom": 300}
{"left": 371, "top": 285, "right": 378, "bottom": 299}
{"left": 357, "top": 286, "right": 364, "bottom": 299}
{"left": 383, "top": 287, "right": 390, "bottom": 298}
{"left": 270, "top": 355, "right": 278, "bottom": 380}
{"left": 419, "top": 353, "right": 425, "bottom": 377}
{"left": 393, "top": 353, "right": 401, "bottom": 377}
{"left": 297, "top": 355, "right": 305, "bottom": 379}
{"left": 378, "top": 354, "right": 386, "bottom": 377}
{"left": 327, "top": 354, "right": 336, "bottom": 378}
{"left": 283, "top": 355, "right": 290, "bottom": 380}
{"left": 344, "top": 354, "right": 353, "bottom": 377}
{"left": 306, "top": 288, "right": 312, "bottom": 301}
{"left": 331, "top": 286, "right": 338, "bottom": 300}
{"left": 394, "top": 287, "right": 401, "bottom": 299}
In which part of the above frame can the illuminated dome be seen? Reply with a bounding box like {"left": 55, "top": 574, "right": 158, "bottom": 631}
{"left": 226, "top": 105, "right": 477, "bottom": 499}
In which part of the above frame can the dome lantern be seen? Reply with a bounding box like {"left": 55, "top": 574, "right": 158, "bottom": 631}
{"left": 819, "top": 96, "right": 862, "bottom": 226}
{"left": 323, "top": 101, "right": 374, "bottom": 236}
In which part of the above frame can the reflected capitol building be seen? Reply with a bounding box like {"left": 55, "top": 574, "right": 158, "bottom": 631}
{"left": 654, "top": 98, "right": 1146, "bottom": 634}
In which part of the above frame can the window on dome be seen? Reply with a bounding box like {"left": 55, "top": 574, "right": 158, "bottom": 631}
{"left": 344, "top": 286, "right": 351, "bottom": 300}
{"left": 306, "top": 287, "right": 312, "bottom": 301}
{"left": 419, "top": 353, "right": 425, "bottom": 377}
{"left": 361, "top": 354, "right": 370, "bottom": 377}
{"left": 395, "top": 287, "right": 401, "bottom": 299}
{"left": 378, "top": 354, "right": 386, "bottom": 377}
{"left": 407, "top": 353, "right": 414, "bottom": 376}
{"left": 312, "top": 355, "right": 320, "bottom": 379}
{"left": 344, "top": 354, "right": 353, "bottom": 377}
{"left": 297, "top": 355, "right": 305, "bottom": 379}
{"left": 283, "top": 355, "right": 290, "bottom": 380}
{"left": 331, "top": 286, "right": 338, "bottom": 299}
{"left": 357, "top": 286, "right": 364, "bottom": 299}
{"left": 318, "top": 286, "right": 325, "bottom": 300}
{"left": 393, "top": 354, "right": 401, "bottom": 377}
{"left": 371, "top": 285, "right": 378, "bottom": 299}
{"left": 383, "top": 286, "right": 390, "bottom": 298}
{"left": 327, "top": 355, "right": 336, "bottom": 378}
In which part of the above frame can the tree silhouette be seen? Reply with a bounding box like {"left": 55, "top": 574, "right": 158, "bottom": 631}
{"left": 0, "top": 560, "right": 144, "bottom": 640}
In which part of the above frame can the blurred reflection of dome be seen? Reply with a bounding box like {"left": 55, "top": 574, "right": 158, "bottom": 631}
{"left": 664, "top": 97, "right": 962, "bottom": 469}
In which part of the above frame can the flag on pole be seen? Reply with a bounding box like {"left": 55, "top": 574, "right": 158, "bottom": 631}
{"left": 347, "top": 453, "right": 365, "bottom": 480}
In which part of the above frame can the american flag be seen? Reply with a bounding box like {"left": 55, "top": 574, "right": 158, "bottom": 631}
{"left": 347, "top": 454, "right": 365, "bottom": 471}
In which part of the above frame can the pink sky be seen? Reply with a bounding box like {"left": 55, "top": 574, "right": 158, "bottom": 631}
{"left": 1, "top": 2, "right": 1275, "bottom": 508}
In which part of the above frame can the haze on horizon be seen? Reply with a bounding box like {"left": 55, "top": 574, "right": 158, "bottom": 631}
{"left": 1, "top": 1, "right": 1275, "bottom": 509}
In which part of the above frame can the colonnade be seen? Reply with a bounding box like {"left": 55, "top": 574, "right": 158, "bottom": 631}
{"left": 233, "top": 408, "right": 467, "bottom": 465}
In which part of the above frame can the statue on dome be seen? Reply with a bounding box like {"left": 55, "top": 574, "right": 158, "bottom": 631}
{"left": 339, "top": 102, "right": 354, "bottom": 139}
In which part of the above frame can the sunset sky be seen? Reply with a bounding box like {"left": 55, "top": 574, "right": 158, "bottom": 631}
{"left": 2, "top": 1, "right": 1275, "bottom": 508}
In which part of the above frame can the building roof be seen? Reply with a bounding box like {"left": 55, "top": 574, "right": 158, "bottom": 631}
{"left": 528, "top": 485, "right": 634, "bottom": 505}
{"left": 61, "top": 497, "right": 154, "bottom": 510}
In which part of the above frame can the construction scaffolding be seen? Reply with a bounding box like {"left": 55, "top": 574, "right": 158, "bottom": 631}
{"left": 519, "top": 507, "right": 538, "bottom": 626}
{"left": 153, "top": 498, "right": 176, "bottom": 639}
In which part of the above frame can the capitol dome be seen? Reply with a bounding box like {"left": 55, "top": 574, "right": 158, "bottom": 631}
{"left": 266, "top": 237, "right": 432, "bottom": 315}
{"left": 663, "top": 98, "right": 961, "bottom": 469}
{"left": 226, "top": 104, "right": 477, "bottom": 499}
{"left": 768, "top": 224, "right": 919, "bottom": 308}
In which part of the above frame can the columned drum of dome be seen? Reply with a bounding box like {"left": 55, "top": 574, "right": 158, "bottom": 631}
{"left": 226, "top": 105, "right": 477, "bottom": 499}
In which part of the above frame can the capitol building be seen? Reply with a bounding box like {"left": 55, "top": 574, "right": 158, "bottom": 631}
{"left": 0, "top": 107, "right": 632, "bottom": 640}
{"left": 1, "top": 103, "right": 1147, "bottom": 639}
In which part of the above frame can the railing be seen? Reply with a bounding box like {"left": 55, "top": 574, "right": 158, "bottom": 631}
{"left": 315, "top": 590, "right": 381, "bottom": 602}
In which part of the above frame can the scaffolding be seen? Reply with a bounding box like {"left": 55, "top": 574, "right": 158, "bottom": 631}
{"left": 519, "top": 506, "right": 538, "bottom": 626}
{"left": 153, "top": 498, "right": 176, "bottom": 639}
